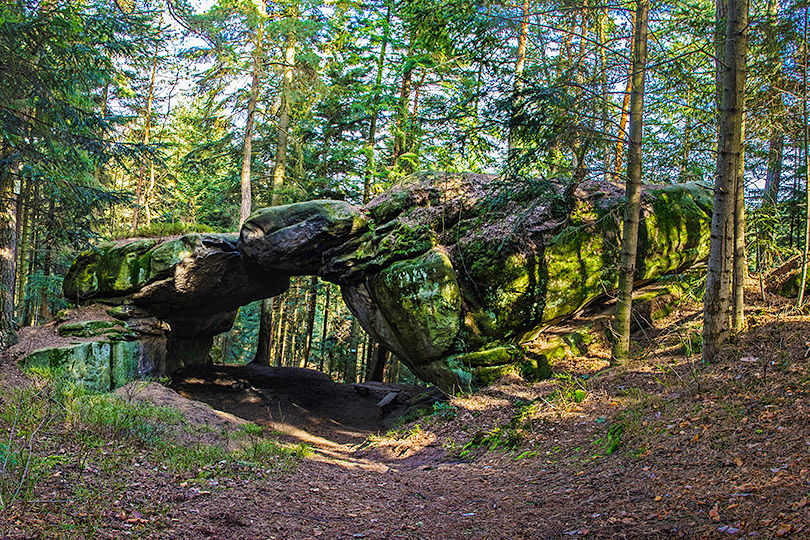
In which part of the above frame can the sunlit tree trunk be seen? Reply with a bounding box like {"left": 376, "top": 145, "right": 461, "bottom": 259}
{"left": 613, "top": 9, "right": 637, "bottom": 181}
{"left": 508, "top": 0, "right": 530, "bottom": 155}
{"left": 271, "top": 32, "right": 296, "bottom": 206}
{"left": 364, "top": 4, "right": 390, "bottom": 204}
{"left": 133, "top": 53, "right": 158, "bottom": 232}
{"left": 732, "top": 119, "right": 746, "bottom": 331}
{"left": 703, "top": 0, "right": 748, "bottom": 362}
{"left": 612, "top": 0, "right": 649, "bottom": 363}
{"left": 798, "top": 5, "right": 810, "bottom": 307}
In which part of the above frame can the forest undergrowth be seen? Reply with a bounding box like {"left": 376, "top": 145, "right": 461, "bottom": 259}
{"left": 1, "top": 284, "right": 809, "bottom": 538}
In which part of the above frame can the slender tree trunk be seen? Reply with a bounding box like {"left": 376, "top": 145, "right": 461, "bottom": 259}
{"left": 14, "top": 177, "right": 29, "bottom": 321}
{"left": 508, "top": 0, "right": 530, "bottom": 155}
{"left": 271, "top": 33, "right": 296, "bottom": 206}
{"left": 798, "top": 5, "right": 810, "bottom": 306}
{"left": 240, "top": 23, "right": 264, "bottom": 224}
{"left": 612, "top": 0, "right": 649, "bottom": 363}
{"left": 703, "top": 0, "right": 749, "bottom": 362}
{"left": 133, "top": 53, "right": 158, "bottom": 232}
{"left": 319, "top": 283, "right": 331, "bottom": 372}
{"left": 367, "top": 345, "right": 388, "bottom": 382}
{"left": 613, "top": 10, "right": 638, "bottom": 180}
{"left": 364, "top": 5, "right": 391, "bottom": 204}
{"left": 253, "top": 298, "right": 273, "bottom": 365}
{"left": 344, "top": 319, "right": 359, "bottom": 383}
{"left": 301, "top": 276, "right": 318, "bottom": 368}
{"left": 763, "top": 135, "right": 784, "bottom": 206}
{"left": 391, "top": 44, "right": 414, "bottom": 167}
{"left": 732, "top": 118, "right": 747, "bottom": 331}
{"left": 0, "top": 147, "right": 19, "bottom": 350}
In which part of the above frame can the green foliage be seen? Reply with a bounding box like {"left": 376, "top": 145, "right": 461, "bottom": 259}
{"left": 595, "top": 422, "right": 625, "bottom": 455}
{"left": 66, "top": 391, "right": 184, "bottom": 444}
{"left": 679, "top": 329, "right": 703, "bottom": 357}
{"left": 111, "top": 222, "right": 224, "bottom": 240}
{"left": 461, "top": 426, "right": 524, "bottom": 456}
{"left": 548, "top": 372, "right": 589, "bottom": 404}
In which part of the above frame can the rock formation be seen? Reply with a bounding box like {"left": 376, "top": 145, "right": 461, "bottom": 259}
{"left": 32, "top": 173, "right": 712, "bottom": 392}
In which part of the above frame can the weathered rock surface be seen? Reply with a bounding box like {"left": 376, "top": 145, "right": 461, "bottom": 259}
{"left": 54, "top": 174, "right": 712, "bottom": 392}
{"left": 44, "top": 234, "right": 289, "bottom": 390}
{"left": 242, "top": 174, "right": 712, "bottom": 390}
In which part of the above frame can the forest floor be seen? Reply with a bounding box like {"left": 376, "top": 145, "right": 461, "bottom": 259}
{"left": 1, "top": 286, "right": 810, "bottom": 539}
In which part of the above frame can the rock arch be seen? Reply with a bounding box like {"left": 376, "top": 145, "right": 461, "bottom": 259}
{"left": 41, "top": 174, "right": 712, "bottom": 393}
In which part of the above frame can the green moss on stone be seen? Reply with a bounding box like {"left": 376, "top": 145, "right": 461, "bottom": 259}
{"left": 370, "top": 248, "right": 462, "bottom": 362}
{"left": 20, "top": 341, "right": 142, "bottom": 392}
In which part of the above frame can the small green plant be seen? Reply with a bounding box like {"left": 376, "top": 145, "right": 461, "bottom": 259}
{"left": 461, "top": 426, "right": 524, "bottom": 456}
{"left": 595, "top": 422, "right": 625, "bottom": 454}
{"left": 549, "top": 372, "right": 589, "bottom": 404}
{"left": 679, "top": 329, "right": 703, "bottom": 357}
{"left": 430, "top": 401, "right": 458, "bottom": 419}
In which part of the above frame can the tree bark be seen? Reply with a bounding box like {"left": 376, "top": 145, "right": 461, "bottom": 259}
{"left": 703, "top": 0, "right": 748, "bottom": 362}
{"left": 0, "top": 146, "right": 18, "bottom": 350}
{"left": 508, "top": 0, "right": 530, "bottom": 155}
{"left": 302, "top": 276, "right": 318, "bottom": 368}
{"left": 732, "top": 118, "right": 747, "bottom": 331}
{"left": 133, "top": 53, "right": 158, "bottom": 232}
{"left": 271, "top": 32, "right": 296, "bottom": 206}
{"left": 319, "top": 283, "right": 331, "bottom": 372}
{"left": 239, "top": 24, "right": 263, "bottom": 226}
{"left": 613, "top": 9, "right": 638, "bottom": 180}
{"left": 612, "top": 0, "right": 649, "bottom": 363}
{"left": 798, "top": 5, "right": 810, "bottom": 307}
{"left": 364, "top": 4, "right": 391, "bottom": 204}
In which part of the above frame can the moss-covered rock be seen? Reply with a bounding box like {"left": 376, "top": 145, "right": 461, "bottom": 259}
{"left": 57, "top": 320, "right": 138, "bottom": 341}
{"left": 59, "top": 173, "right": 712, "bottom": 392}
{"left": 20, "top": 341, "right": 141, "bottom": 392}
{"left": 369, "top": 248, "right": 461, "bottom": 363}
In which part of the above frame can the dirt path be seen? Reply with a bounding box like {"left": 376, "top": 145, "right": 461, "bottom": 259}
{"left": 3, "top": 291, "right": 810, "bottom": 539}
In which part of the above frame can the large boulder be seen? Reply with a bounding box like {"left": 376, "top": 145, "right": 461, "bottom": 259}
{"left": 54, "top": 234, "right": 289, "bottom": 388}
{"left": 241, "top": 174, "right": 712, "bottom": 390}
{"left": 57, "top": 174, "right": 712, "bottom": 392}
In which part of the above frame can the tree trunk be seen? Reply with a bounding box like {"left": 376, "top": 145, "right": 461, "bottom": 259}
{"left": 0, "top": 146, "right": 19, "bottom": 350}
{"left": 763, "top": 134, "right": 784, "bottom": 206}
{"left": 240, "top": 22, "right": 264, "bottom": 225}
{"left": 367, "top": 344, "right": 388, "bottom": 382}
{"left": 344, "top": 319, "right": 359, "bottom": 383}
{"left": 798, "top": 5, "right": 810, "bottom": 307}
{"left": 302, "top": 276, "right": 318, "bottom": 367}
{"left": 133, "top": 53, "right": 158, "bottom": 232}
{"left": 508, "top": 0, "right": 530, "bottom": 155}
{"left": 612, "top": 0, "right": 649, "bottom": 363}
{"left": 319, "top": 283, "right": 331, "bottom": 372}
{"left": 732, "top": 118, "right": 747, "bottom": 331}
{"left": 253, "top": 298, "right": 274, "bottom": 365}
{"left": 391, "top": 45, "right": 414, "bottom": 167}
{"left": 364, "top": 5, "right": 391, "bottom": 204}
{"left": 703, "top": 0, "right": 748, "bottom": 362}
{"left": 613, "top": 9, "right": 638, "bottom": 180}
{"left": 271, "top": 33, "right": 296, "bottom": 206}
